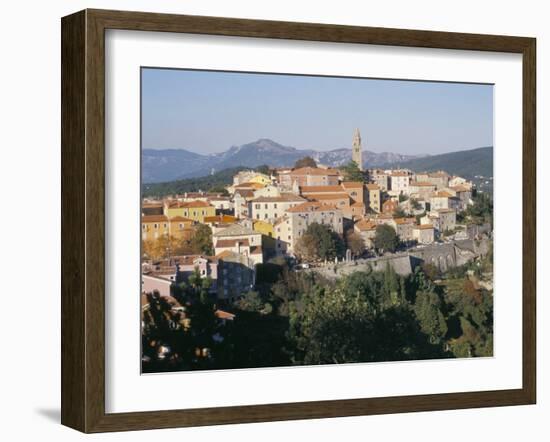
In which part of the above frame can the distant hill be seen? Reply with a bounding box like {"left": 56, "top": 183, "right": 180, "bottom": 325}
{"left": 142, "top": 138, "right": 423, "bottom": 183}
{"left": 380, "top": 146, "right": 493, "bottom": 179}
{"left": 142, "top": 166, "right": 249, "bottom": 198}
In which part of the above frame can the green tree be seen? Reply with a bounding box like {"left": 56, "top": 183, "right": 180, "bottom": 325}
{"left": 373, "top": 224, "right": 399, "bottom": 253}
{"left": 466, "top": 192, "right": 493, "bottom": 225}
{"left": 341, "top": 160, "right": 365, "bottom": 182}
{"left": 189, "top": 224, "right": 213, "bottom": 255}
{"left": 393, "top": 207, "right": 408, "bottom": 218}
{"left": 413, "top": 291, "right": 448, "bottom": 344}
{"left": 345, "top": 229, "right": 365, "bottom": 257}
{"left": 234, "top": 291, "right": 264, "bottom": 312}
{"left": 295, "top": 222, "right": 344, "bottom": 261}
{"left": 255, "top": 164, "right": 271, "bottom": 175}
{"left": 410, "top": 197, "right": 422, "bottom": 211}
{"left": 208, "top": 185, "right": 229, "bottom": 196}
{"left": 142, "top": 273, "right": 223, "bottom": 373}
{"left": 294, "top": 156, "right": 317, "bottom": 168}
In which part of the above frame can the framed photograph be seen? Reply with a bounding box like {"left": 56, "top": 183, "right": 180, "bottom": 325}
{"left": 61, "top": 9, "right": 536, "bottom": 433}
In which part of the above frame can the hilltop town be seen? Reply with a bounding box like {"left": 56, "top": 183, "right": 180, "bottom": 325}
{"left": 141, "top": 130, "right": 493, "bottom": 372}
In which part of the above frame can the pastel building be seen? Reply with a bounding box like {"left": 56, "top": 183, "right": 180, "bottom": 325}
{"left": 250, "top": 194, "right": 306, "bottom": 222}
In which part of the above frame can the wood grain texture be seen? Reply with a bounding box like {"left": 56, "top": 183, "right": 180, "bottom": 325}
{"left": 61, "top": 9, "right": 537, "bottom": 433}
{"left": 61, "top": 10, "right": 86, "bottom": 431}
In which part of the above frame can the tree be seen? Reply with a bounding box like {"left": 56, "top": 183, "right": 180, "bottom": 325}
{"left": 393, "top": 207, "right": 408, "bottom": 218}
{"left": 234, "top": 291, "right": 264, "bottom": 312}
{"left": 142, "top": 234, "right": 174, "bottom": 260}
{"left": 410, "top": 197, "right": 422, "bottom": 211}
{"left": 295, "top": 222, "right": 344, "bottom": 262}
{"left": 466, "top": 192, "right": 493, "bottom": 225}
{"left": 373, "top": 224, "right": 399, "bottom": 253}
{"left": 345, "top": 229, "right": 366, "bottom": 257}
{"left": 208, "top": 185, "right": 229, "bottom": 196}
{"left": 189, "top": 224, "right": 213, "bottom": 255}
{"left": 255, "top": 164, "right": 271, "bottom": 175}
{"left": 288, "top": 286, "right": 376, "bottom": 365}
{"left": 294, "top": 156, "right": 317, "bottom": 168}
{"left": 341, "top": 160, "right": 365, "bottom": 182}
{"left": 413, "top": 291, "right": 448, "bottom": 344}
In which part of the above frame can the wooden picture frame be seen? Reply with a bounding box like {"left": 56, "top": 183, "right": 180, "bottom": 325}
{"left": 61, "top": 8, "right": 536, "bottom": 433}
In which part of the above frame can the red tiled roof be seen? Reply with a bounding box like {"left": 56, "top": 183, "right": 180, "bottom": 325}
{"left": 286, "top": 201, "right": 339, "bottom": 213}
{"left": 169, "top": 216, "right": 195, "bottom": 223}
{"left": 394, "top": 217, "right": 416, "bottom": 225}
{"left": 355, "top": 219, "right": 377, "bottom": 231}
{"left": 341, "top": 181, "right": 364, "bottom": 188}
{"left": 414, "top": 224, "right": 434, "bottom": 230}
{"left": 450, "top": 185, "right": 470, "bottom": 192}
{"left": 300, "top": 185, "right": 343, "bottom": 193}
{"left": 167, "top": 200, "right": 213, "bottom": 208}
{"left": 306, "top": 192, "right": 349, "bottom": 201}
{"left": 290, "top": 167, "right": 340, "bottom": 176}
{"left": 215, "top": 238, "right": 250, "bottom": 248}
{"left": 204, "top": 215, "right": 238, "bottom": 223}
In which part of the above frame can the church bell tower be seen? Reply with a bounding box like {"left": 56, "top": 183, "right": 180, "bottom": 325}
{"left": 352, "top": 128, "right": 363, "bottom": 171}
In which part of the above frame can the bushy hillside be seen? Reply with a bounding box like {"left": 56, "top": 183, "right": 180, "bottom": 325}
{"left": 382, "top": 146, "right": 493, "bottom": 179}
{"left": 141, "top": 166, "right": 262, "bottom": 198}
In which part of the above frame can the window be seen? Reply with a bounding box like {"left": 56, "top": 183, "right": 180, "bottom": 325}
{"left": 274, "top": 203, "right": 278, "bottom": 209}
{"left": 256, "top": 214, "right": 260, "bottom": 220}
{"left": 255, "top": 204, "right": 260, "bottom": 209}
{"left": 264, "top": 213, "right": 268, "bottom": 219}
{"left": 154, "top": 223, "right": 158, "bottom": 229}
{"left": 142, "top": 224, "right": 145, "bottom": 230}
{"left": 264, "top": 204, "right": 268, "bottom": 209}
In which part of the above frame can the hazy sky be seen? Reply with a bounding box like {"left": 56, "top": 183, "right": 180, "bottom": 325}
{"left": 141, "top": 68, "right": 493, "bottom": 155}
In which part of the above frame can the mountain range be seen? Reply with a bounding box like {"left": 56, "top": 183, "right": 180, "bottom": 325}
{"left": 142, "top": 145, "right": 493, "bottom": 197}
{"left": 142, "top": 138, "right": 425, "bottom": 183}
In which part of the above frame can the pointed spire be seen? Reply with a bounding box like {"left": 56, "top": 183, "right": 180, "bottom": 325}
{"left": 352, "top": 128, "right": 363, "bottom": 171}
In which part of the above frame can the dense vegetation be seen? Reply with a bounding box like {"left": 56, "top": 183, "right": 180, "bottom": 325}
{"left": 341, "top": 160, "right": 366, "bottom": 182}
{"left": 294, "top": 156, "right": 317, "bottom": 168}
{"left": 142, "top": 166, "right": 268, "bottom": 198}
{"left": 142, "top": 253, "right": 493, "bottom": 372}
{"left": 295, "top": 223, "right": 345, "bottom": 262}
{"left": 380, "top": 146, "right": 493, "bottom": 179}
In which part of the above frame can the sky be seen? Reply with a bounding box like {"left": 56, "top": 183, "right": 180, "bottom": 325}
{"left": 141, "top": 68, "right": 493, "bottom": 155}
